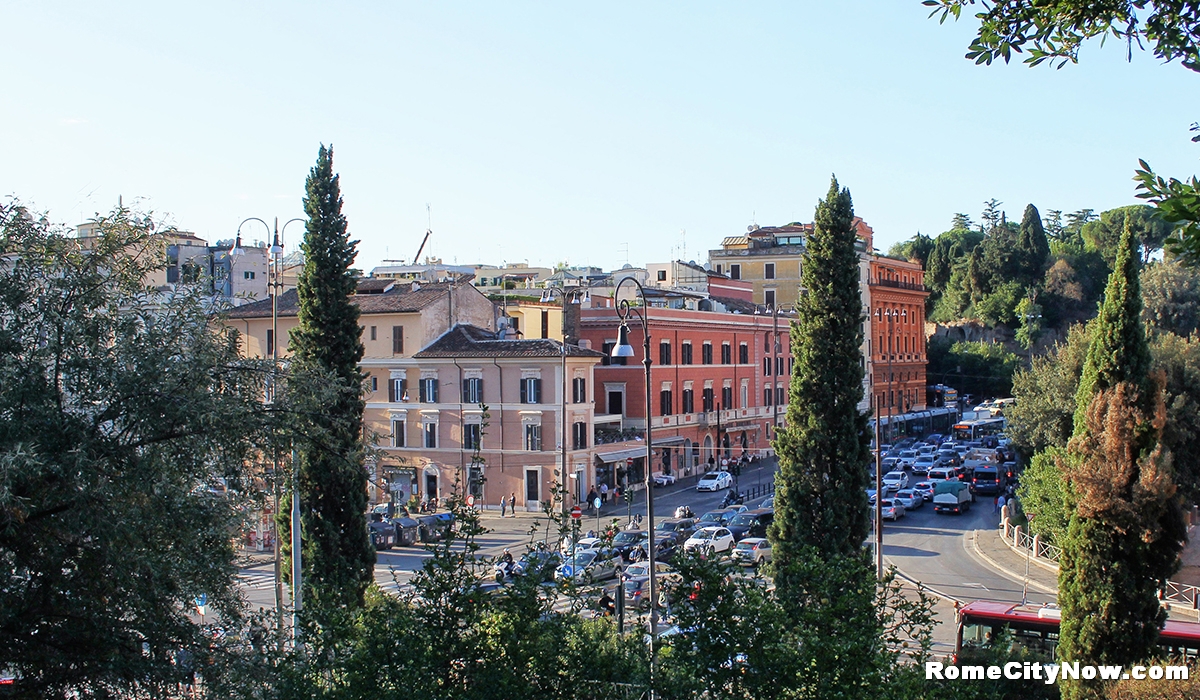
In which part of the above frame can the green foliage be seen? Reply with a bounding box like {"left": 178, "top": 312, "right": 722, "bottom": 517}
{"left": 888, "top": 231, "right": 934, "bottom": 268}
{"left": 1008, "top": 322, "right": 1092, "bottom": 459}
{"left": 927, "top": 338, "right": 1022, "bottom": 400}
{"left": 924, "top": 0, "right": 1200, "bottom": 73}
{"left": 770, "top": 176, "right": 871, "bottom": 564}
{"left": 1016, "top": 448, "right": 1074, "bottom": 545}
{"left": 1015, "top": 296, "right": 1044, "bottom": 349}
{"left": 288, "top": 144, "right": 375, "bottom": 615}
{"left": 974, "top": 280, "right": 1024, "bottom": 326}
{"left": 1073, "top": 220, "right": 1153, "bottom": 433}
{"left": 1150, "top": 333, "right": 1200, "bottom": 503}
{"left": 1136, "top": 159, "right": 1200, "bottom": 265}
{"left": 1140, "top": 259, "right": 1200, "bottom": 336}
{"left": 1081, "top": 205, "right": 1173, "bottom": 264}
{"left": 0, "top": 203, "right": 268, "bottom": 697}
{"left": 1017, "top": 203, "right": 1051, "bottom": 282}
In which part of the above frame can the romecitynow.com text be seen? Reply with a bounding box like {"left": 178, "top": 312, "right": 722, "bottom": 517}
{"left": 926, "top": 661, "right": 1188, "bottom": 684}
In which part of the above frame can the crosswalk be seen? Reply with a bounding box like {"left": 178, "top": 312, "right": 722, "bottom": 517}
{"left": 238, "top": 568, "right": 276, "bottom": 591}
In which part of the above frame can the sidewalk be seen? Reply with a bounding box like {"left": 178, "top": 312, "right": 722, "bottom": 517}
{"left": 969, "top": 527, "right": 1058, "bottom": 595}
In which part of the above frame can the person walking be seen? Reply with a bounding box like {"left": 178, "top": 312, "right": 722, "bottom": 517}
{"left": 586, "top": 488, "right": 599, "bottom": 514}
{"left": 600, "top": 482, "right": 609, "bottom": 505}
{"left": 500, "top": 494, "right": 507, "bottom": 518}
{"left": 996, "top": 493, "right": 1006, "bottom": 515}
{"left": 510, "top": 492, "right": 517, "bottom": 517}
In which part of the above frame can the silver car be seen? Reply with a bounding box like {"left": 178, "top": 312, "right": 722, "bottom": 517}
{"left": 893, "top": 489, "right": 923, "bottom": 510}
{"left": 555, "top": 549, "right": 619, "bottom": 584}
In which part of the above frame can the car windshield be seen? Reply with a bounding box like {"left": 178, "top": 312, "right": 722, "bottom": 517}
{"left": 884, "top": 471, "right": 905, "bottom": 480}
{"left": 729, "top": 514, "right": 756, "bottom": 527}
{"left": 656, "top": 521, "right": 678, "bottom": 531}
{"left": 915, "top": 456, "right": 934, "bottom": 463}
{"left": 694, "top": 529, "right": 716, "bottom": 540}
{"left": 699, "top": 473, "right": 718, "bottom": 481}
{"left": 625, "top": 563, "right": 650, "bottom": 577}
{"left": 566, "top": 552, "right": 596, "bottom": 567}
{"left": 699, "top": 512, "right": 722, "bottom": 522}
{"left": 614, "top": 532, "right": 643, "bottom": 545}
{"left": 881, "top": 500, "right": 896, "bottom": 507}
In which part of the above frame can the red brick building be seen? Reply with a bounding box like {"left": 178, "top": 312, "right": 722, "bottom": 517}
{"left": 868, "top": 257, "right": 929, "bottom": 415}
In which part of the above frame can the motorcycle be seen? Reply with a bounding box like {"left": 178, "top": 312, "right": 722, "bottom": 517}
{"left": 494, "top": 559, "right": 517, "bottom": 583}
{"left": 721, "top": 491, "right": 745, "bottom": 508}
{"left": 674, "top": 505, "right": 694, "bottom": 519}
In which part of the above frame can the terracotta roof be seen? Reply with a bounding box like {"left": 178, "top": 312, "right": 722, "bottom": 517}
{"left": 415, "top": 324, "right": 606, "bottom": 359}
{"left": 226, "top": 281, "right": 454, "bottom": 319}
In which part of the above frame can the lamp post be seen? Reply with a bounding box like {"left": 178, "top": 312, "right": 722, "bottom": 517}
{"left": 233, "top": 215, "right": 304, "bottom": 642}
{"left": 610, "top": 277, "right": 657, "bottom": 696}
{"left": 540, "top": 285, "right": 591, "bottom": 522}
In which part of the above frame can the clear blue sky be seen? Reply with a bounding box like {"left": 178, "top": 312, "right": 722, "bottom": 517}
{"left": 3, "top": 1, "right": 1198, "bottom": 271}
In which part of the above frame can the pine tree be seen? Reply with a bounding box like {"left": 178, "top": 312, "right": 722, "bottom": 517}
{"left": 769, "top": 176, "right": 872, "bottom": 562}
{"left": 287, "top": 144, "right": 374, "bottom": 613}
{"left": 1016, "top": 203, "right": 1050, "bottom": 284}
{"left": 1057, "top": 221, "right": 1185, "bottom": 700}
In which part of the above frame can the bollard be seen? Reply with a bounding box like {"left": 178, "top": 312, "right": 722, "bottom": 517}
{"left": 1032, "top": 534, "right": 1040, "bottom": 558}
{"left": 1013, "top": 525, "right": 1022, "bottom": 548}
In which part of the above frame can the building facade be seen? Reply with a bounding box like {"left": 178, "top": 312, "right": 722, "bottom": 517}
{"left": 867, "top": 256, "right": 930, "bottom": 415}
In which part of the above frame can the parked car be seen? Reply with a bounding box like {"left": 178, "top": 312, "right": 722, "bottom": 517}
{"left": 696, "top": 471, "right": 733, "bottom": 492}
{"left": 730, "top": 537, "right": 773, "bottom": 567}
{"left": 866, "top": 488, "right": 878, "bottom": 506}
{"left": 879, "top": 498, "right": 905, "bottom": 521}
{"left": 556, "top": 549, "right": 621, "bottom": 583}
{"left": 652, "top": 471, "right": 677, "bottom": 487}
{"left": 913, "top": 481, "right": 935, "bottom": 502}
{"left": 881, "top": 470, "right": 909, "bottom": 491}
{"left": 683, "top": 526, "right": 735, "bottom": 555}
{"left": 761, "top": 496, "right": 774, "bottom": 509}
{"left": 893, "top": 489, "right": 923, "bottom": 510}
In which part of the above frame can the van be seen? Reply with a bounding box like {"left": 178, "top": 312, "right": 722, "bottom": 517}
{"left": 972, "top": 466, "right": 1005, "bottom": 496}
{"left": 927, "top": 467, "right": 956, "bottom": 484}
{"left": 727, "top": 509, "right": 774, "bottom": 541}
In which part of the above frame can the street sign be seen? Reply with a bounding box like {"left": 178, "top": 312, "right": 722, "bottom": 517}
{"left": 626, "top": 457, "right": 634, "bottom": 466}
{"left": 593, "top": 497, "right": 601, "bottom": 510}
{"left": 570, "top": 505, "right": 582, "bottom": 519}
{"left": 466, "top": 495, "right": 475, "bottom": 507}
{"left": 194, "top": 594, "right": 207, "bottom": 617}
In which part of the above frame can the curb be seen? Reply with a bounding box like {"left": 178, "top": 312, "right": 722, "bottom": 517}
{"left": 966, "top": 529, "right": 1057, "bottom": 596}
{"left": 886, "top": 561, "right": 963, "bottom": 605}
{"left": 997, "top": 526, "right": 1060, "bottom": 575}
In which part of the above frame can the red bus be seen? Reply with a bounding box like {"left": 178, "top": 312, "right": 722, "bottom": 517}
{"left": 956, "top": 601, "right": 1200, "bottom": 662}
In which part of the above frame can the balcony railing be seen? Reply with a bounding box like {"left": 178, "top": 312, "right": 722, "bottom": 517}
{"left": 871, "top": 277, "right": 926, "bottom": 291}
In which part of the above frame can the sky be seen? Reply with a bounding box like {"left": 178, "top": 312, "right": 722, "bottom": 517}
{"left": 3, "top": 1, "right": 1198, "bottom": 273}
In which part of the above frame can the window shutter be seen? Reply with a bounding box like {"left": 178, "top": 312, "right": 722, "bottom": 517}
{"left": 520, "top": 379, "right": 527, "bottom": 403}
{"left": 419, "top": 380, "right": 427, "bottom": 403}
{"left": 389, "top": 378, "right": 397, "bottom": 402}
{"left": 534, "top": 378, "right": 542, "bottom": 403}
{"left": 392, "top": 327, "right": 403, "bottom": 354}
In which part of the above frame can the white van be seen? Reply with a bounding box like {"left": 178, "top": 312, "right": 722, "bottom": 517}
{"left": 927, "top": 467, "right": 957, "bottom": 484}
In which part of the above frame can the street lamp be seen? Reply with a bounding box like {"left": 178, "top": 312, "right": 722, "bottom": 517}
{"left": 233, "top": 215, "right": 303, "bottom": 642}
{"left": 610, "top": 276, "right": 658, "bottom": 696}
{"left": 539, "top": 285, "right": 591, "bottom": 523}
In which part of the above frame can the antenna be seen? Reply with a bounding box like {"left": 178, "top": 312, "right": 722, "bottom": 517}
{"left": 680, "top": 229, "right": 686, "bottom": 263}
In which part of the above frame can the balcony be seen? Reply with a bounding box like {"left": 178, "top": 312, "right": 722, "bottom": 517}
{"left": 871, "top": 277, "right": 926, "bottom": 292}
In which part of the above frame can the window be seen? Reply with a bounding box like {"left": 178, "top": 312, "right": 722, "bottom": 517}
{"left": 656, "top": 269, "right": 667, "bottom": 281}
{"left": 701, "top": 342, "right": 713, "bottom": 365}
{"left": 524, "top": 424, "right": 542, "bottom": 451}
{"left": 601, "top": 341, "right": 627, "bottom": 366}
{"left": 721, "top": 343, "right": 731, "bottom": 365}
{"left": 740, "top": 382, "right": 748, "bottom": 408}
{"left": 730, "top": 264, "right": 741, "bottom": 280}
{"left": 776, "top": 386, "right": 786, "bottom": 405}
{"left": 739, "top": 343, "right": 749, "bottom": 364}
{"left": 765, "top": 263, "right": 775, "bottom": 279}
{"left": 722, "top": 386, "right": 733, "bottom": 408}
{"left": 765, "top": 289, "right": 776, "bottom": 308}
{"left": 660, "top": 389, "right": 673, "bottom": 416}
{"left": 423, "top": 422, "right": 438, "bottom": 448}
{"left": 520, "top": 377, "right": 543, "bottom": 404}
{"left": 702, "top": 387, "right": 714, "bottom": 413}
{"left": 388, "top": 378, "right": 408, "bottom": 402}
{"left": 243, "top": 270, "right": 256, "bottom": 280}
{"left": 659, "top": 341, "right": 671, "bottom": 366}
{"left": 419, "top": 377, "right": 439, "bottom": 403}
{"left": 776, "top": 357, "right": 784, "bottom": 376}
{"left": 392, "top": 326, "right": 404, "bottom": 355}
{"left": 370, "top": 326, "right": 377, "bottom": 341}
{"left": 266, "top": 329, "right": 274, "bottom": 357}
{"left": 764, "top": 387, "right": 773, "bottom": 406}
{"left": 682, "top": 388, "right": 694, "bottom": 414}
{"left": 370, "top": 376, "right": 378, "bottom": 392}
{"left": 462, "top": 377, "right": 483, "bottom": 403}
{"left": 763, "top": 358, "right": 771, "bottom": 376}
{"left": 716, "top": 264, "right": 723, "bottom": 275}
{"left": 572, "top": 421, "right": 588, "bottom": 450}
{"left": 681, "top": 342, "right": 693, "bottom": 365}
{"left": 541, "top": 310, "right": 549, "bottom": 339}
{"left": 463, "top": 423, "right": 482, "bottom": 451}
{"left": 572, "top": 377, "right": 586, "bottom": 403}
{"left": 391, "top": 419, "right": 406, "bottom": 448}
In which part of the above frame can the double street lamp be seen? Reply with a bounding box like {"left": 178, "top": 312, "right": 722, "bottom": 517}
{"left": 610, "top": 276, "right": 658, "bottom": 697}
{"left": 232, "top": 216, "right": 304, "bottom": 641}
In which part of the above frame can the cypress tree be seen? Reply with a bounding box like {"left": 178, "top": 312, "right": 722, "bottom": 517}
{"left": 1016, "top": 203, "right": 1050, "bottom": 284}
{"left": 769, "top": 176, "right": 872, "bottom": 562}
{"left": 288, "top": 144, "right": 374, "bottom": 613}
{"left": 1057, "top": 221, "right": 1185, "bottom": 699}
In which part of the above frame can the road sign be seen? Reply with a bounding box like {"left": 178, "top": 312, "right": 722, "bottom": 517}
{"left": 195, "top": 594, "right": 207, "bottom": 617}
{"left": 626, "top": 457, "right": 634, "bottom": 466}
{"left": 467, "top": 495, "right": 475, "bottom": 507}
{"left": 570, "top": 505, "right": 582, "bottom": 519}
{"left": 593, "top": 497, "right": 601, "bottom": 510}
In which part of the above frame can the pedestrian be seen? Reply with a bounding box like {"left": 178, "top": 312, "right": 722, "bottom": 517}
{"left": 600, "top": 482, "right": 609, "bottom": 504}
{"left": 500, "top": 495, "right": 507, "bottom": 518}
{"left": 996, "top": 493, "right": 1006, "bottom": 515}
{"left": 510, "top": 492, "right": 516, "bottom": 516}
{"left": 586, "top": 488, "right": 598, "bottom": 513}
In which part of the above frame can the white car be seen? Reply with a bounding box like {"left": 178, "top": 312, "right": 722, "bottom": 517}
{"left": 896, "top": 450, "right": 919, "bottom": 469}
{"left": 559, "top": 536, "right": 604, "bottom": 556}
{"left": 730, "top": 538, "right": 773, "bottom": 567}
{"left": 882, "top": 470, "right": 909, "bottom": 491}
{"left": 652, "top": 472, "right": 677, "bottom": 487}
{"left": 683, "top": 526, "right": 735, "bottom": 554}
{"left": 696, "top": 471, "right": 733, "bottom": 492}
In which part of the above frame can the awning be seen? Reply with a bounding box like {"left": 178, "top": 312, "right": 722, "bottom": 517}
{"left": 721, "top": 420, "right": 762, "bottom": 433}
{"left": 595, "top": 436, "right": 687, "bottom": 463}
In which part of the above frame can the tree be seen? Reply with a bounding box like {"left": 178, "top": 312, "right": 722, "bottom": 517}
{"left": 1008, "top": 322, "right": 1092, "bottom": 460}
{"left": 1150, "top": 333, "right": 1200, "bottom": 504}
{"left": 1081, "top": 205, "right": 1173, "bottom": 264}
{"left": 1057, "top": 221, "right": 1186, "bottom": 698}
{"left": 1045, "top": 209, "right": 1065, "bottom": 240}
{"left": 1141, "top": 259, "right": 1200, "bottom": 336}
{"left": 927, "top": 338, "right": 1022, "bottom": 399}
{"left": 287, "top": 145, "right": 375, "bottom": 614}
{"left": 1015, "top": 295, "right": 1044, "bottom": 349}
{"left": 924, "top": 1, "right": 1200, "bottom": 72}
{"left": 1016, "top": 203, "right": 1050, "bottom": 284}
{"left": 769, "top": 176, "right": 872, "bottom": 563}
{"left": 951, "top": 212, "right": 973, "bottom": 231}
{"left": 980, "top": 198, "right": 1004, "bottom": 231}
{"left": 887, "top": 231, "right": 934, "bottom": 268}
{"left": 0, "top": 203, "right": 267, "bottom": 696}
